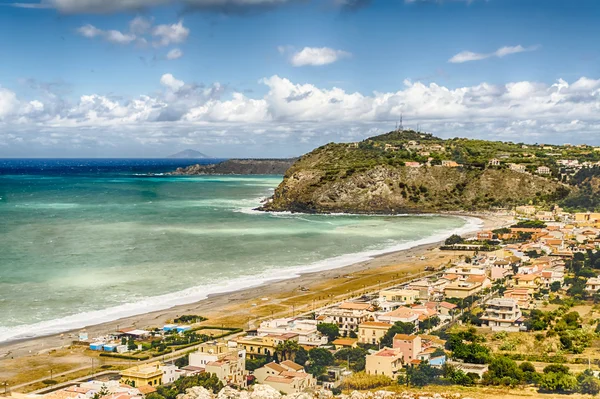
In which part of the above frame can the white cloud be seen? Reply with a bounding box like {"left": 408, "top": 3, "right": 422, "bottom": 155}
{"left": 160, "top": 73, "right": 185, "bottom": 91}
{"left": 129, "top": 16, "right": 153, "bottom": 35}
{"left": 449, "top": 44, "right": 539, "bottom": 63}
{"left": 77, "top": 24, "right": 103, "bottom": 38}
{"left": 77, "top": 23, "right": 135, "bottom": 44}
{"left": 3, "top": 75, "right": 600, "bottom": 156}
{"left": 76, "top": 17, "right": 189, "bottom": 50}
{"left": 286, "top": 47, "right": 351, "bottom": 67}
{"left": 152, "top": 20, "right": 189, "bottom": 47}
{"left": 166, "top": 48, "right": 184, "bottom": 60}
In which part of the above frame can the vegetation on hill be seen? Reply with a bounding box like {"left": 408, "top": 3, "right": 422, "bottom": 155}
{"left": 261, "top": 130, "right": 584, "bottom": 213}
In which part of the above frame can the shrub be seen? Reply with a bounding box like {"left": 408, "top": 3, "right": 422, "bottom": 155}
{"left": 345, "top": 372, "right": 392, "bottom": 390}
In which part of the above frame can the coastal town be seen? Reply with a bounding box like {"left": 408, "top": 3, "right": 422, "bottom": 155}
{"left": 6, "top": 208, "right": 600, "bottom": 399}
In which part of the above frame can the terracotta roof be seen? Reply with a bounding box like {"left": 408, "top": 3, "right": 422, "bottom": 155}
{"left": 332, "top": 338, "right": 358, "bottom": 346}
{"left": 383, "top": 307, "right": 418, "bottom": 318}
{"left": 137, "top": 386, "right": 156, "bottom": 395}
{"left": 265, "top": 376, "right": 294, "bottom": 384}
{"left": 439, "top": 301, "right": 458, "bottom": 309}
{"left": 265, "top": 362, "right": 287, "bottom": 373}
{"left": 281, "top": 360, "right": 304, "bottom": 371}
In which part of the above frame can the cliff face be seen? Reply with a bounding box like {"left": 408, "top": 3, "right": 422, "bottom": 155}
{"left": 170, "top": 159, "right": 296, "bottom": 175}
{"left": 260, "top": 141, "right": 570, "bottom": 213}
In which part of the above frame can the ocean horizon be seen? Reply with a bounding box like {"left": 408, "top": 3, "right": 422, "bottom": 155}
{"left": 0, "top": 159, "right": 480, "bottom": 344}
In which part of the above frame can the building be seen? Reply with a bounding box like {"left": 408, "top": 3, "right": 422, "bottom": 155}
{"left": 443, "top": 280, "right": 483, "bottom": 299}
{"left": 488, "top": 158, "right": 501, "bottom": 166}
{"left": 376, "top": 306, "right": 419, "bottom": 326}
{"left": 585, "top": 276, "right": 600, "bottom": 293}
{"left": 119, "top": 362, "right": 163, "bottom": 388}
{"left": 379, "top": 289, "right": 420, "bottom": 305}
{"left": 480, "top": 298, "right": 523, "bottom": 332}
{"left": 253, "top": 361, "right": 316, "bottom": 394}
{"left": 365, "top": 348, "right": 404, "bottom": 379}
{"left": 536, "top": 166, "right": 552, "bottom": 175}
{"left": 509, "top": 163, "right": 527, "bottom": 173}
{"left": 515, "top": 205, "right": 537, "bottom": 216}
{"left": 477, "top": 231, "right": 494, "bottom": 241}
{"left": 358, "top": 322, "right": 391, "bottom": 345}
{"left": 235, "top": 334, "right": 298, "bottom": 359}
{"left": 441, "top": 160, "right": 460, "bottom": 167}
{"left": 188, "top": 340, "right": 247, "bottom": 387}
{"left": 404, "top": 162, "right": 421, "bottom": 168}
{"left": 257, "top": 318, "right": 327, "bottom": 347}
{"left": 317, "top": 302, "right": 374, "bottom": 335}
{"left": 331, "top": 338, "right": 358, "bottom": 349}
{"left": 392, "top": 334, "right": 422, "bottom": 362}
{"left": 205, "top": 355, "right": 247, "bottom": 388}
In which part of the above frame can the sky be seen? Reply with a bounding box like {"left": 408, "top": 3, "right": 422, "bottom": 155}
{"left": 0, "top": 0, "right": 599, "bottom": 158}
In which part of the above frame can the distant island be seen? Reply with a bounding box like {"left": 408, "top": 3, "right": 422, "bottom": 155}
{"left": 260, "top": 130, "right": 600, "bottom": 214}
{"left": 167, "top": 149, "right": 209, "bottom": 159}
{"left": 170, "top": 158, "right": 297, "bottom": 175}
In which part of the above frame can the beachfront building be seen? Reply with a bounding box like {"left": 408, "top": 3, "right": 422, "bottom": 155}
{"left": 119, "top": 362, "right": 163, "bottom": 388}
{"left": 365, "top": 347, "right": 404, "bottom": 379}
{"left": 235, "top": 333, "right": 298, "bottom": 359}
{"left": 254, "top": 361, "right": 316, "bottom": 394}
{"left": 358, "top": 321, "right": 392, "bottom": 345}
{"left": 257, "top": 318, "right": 327, "bottom": 347}
{"left": 316, "top": 302, "right": 374, "bottom": 335}
{"left": 480, "top": 298, "right": 523, "bottom": 332}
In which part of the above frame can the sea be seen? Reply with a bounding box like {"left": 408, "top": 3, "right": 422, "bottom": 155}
{"left": 0, "top": 158, "right": 481, "bottom": 344}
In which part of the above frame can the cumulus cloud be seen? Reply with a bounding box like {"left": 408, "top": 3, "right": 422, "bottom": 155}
{"left": 166, "top": 48, "right": 184, "bottom": 60}
{"left": 152, "top": 20, "right": 189, "bottom": 47}
{"left": 282, "top": 46, "right": 351, "bottom": 66}
{"left": 3, "top": 75, "right": 600, "bottom": 156}
{"left": 76, "top": 17, "right": 188, "bottom": 58}
{"left": 449, "top": 45, "right": 539, "bottom": 63}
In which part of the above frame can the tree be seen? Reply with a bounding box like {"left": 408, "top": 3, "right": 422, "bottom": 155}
{"left": 317, "top": 323, "right": 340, "bottom": 343}
{"left": 92, "top": 385, "right": 109, "bottom": 399}
{"left": 550, "top": 281, "right": 562, "bottom": 292}
{"left": 308, "top": 347, "right": 334, "bottom": 376}
{"left": 483, "top": 357, "right": 523, "bottom": 386}
{"left": 334, "top": 348, "right": 367, "bottom": 372}
{"left": 380, "top": 321, "right": 416, "bottom": 347}
{"left": 445, "top": 234, "right": 464, "bottom": 245}
{"left": 275, "top": 339, "right": 301, "bottom": 361}
{"left": 407, "top": 362, "right": 440, "bottom": 387}
{"left": 539, "top": 373, "right": 577, "bottom": 392}
{"left": 295, "top": 347, "right": 309, "bottom": 367}
{"left": 127, "top": 337, "right": 137, "bottom": 351}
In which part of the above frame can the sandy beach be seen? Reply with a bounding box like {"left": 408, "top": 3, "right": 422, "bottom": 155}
{"left": 0, "top": 212, "right": 512, "bottom": 390}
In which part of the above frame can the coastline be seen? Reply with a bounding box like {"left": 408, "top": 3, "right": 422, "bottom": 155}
{"left": 0, "top": 211, "right": 510, "bottom": 369}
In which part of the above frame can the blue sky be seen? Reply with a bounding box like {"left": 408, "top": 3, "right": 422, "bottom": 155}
{"left": 0, "top": 0, "right": 599, "bottom": 157}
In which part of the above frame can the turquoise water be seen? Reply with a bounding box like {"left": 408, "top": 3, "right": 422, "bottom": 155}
{"left": 0, "top": 159, "right": 476, "bottom": 343}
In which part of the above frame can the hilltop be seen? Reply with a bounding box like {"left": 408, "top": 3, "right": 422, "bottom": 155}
{"left": 167, "top": 149, "right": 209, "bottom": 159}
{"left": 261, "top": 130, "right": 600, "bottom": 213}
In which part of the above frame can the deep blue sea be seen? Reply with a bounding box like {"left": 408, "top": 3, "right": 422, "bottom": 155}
{"left": 0, "top": 158, "right": 478, "bottom": 343}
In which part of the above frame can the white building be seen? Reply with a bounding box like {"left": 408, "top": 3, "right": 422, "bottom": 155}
{"left": 316, "top": 302, "right": 374, "bottom": 335}
{"left": 481, "top": 298, "right": 523, "bottom": 332}
{"left": 257, "top": 318, "right": 327, "bottom": 347}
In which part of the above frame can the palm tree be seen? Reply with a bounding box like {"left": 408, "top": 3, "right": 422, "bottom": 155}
{"left": 275, "top": 340, "right": 301, "bottom": 362}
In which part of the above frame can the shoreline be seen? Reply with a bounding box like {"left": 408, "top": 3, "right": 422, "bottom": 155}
{"left": 0, "top": 211, "right": 510, "bottom": 364}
